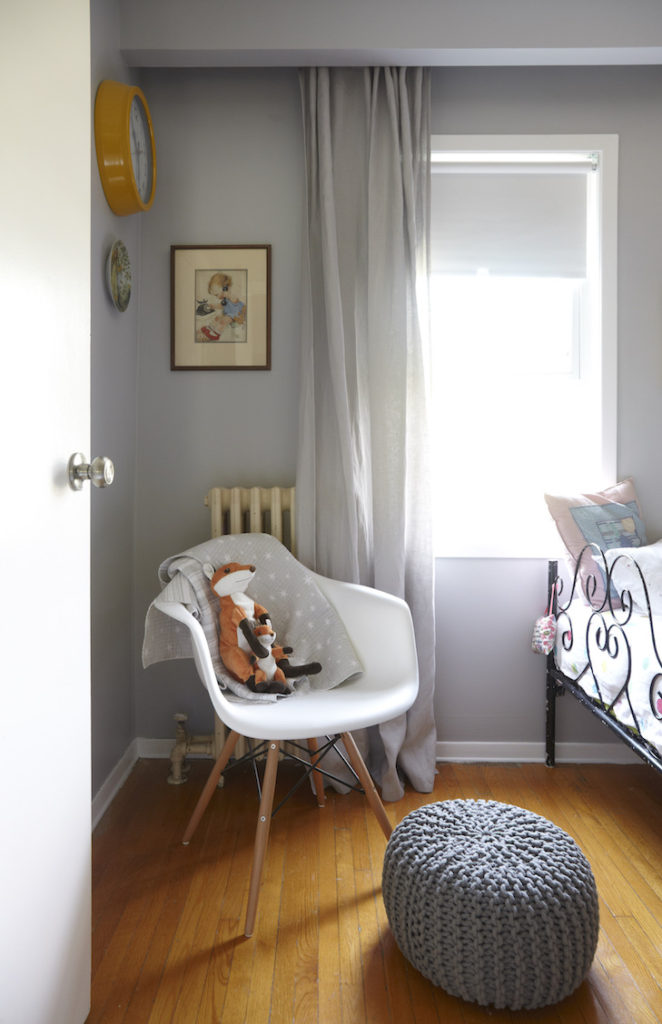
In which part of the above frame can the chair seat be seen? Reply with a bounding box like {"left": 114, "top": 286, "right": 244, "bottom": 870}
{"left": 196, "top": 669, "right": 417, "bottom": 741}
{"left": 155, "top": 570, "right": 418, "bottom": 741}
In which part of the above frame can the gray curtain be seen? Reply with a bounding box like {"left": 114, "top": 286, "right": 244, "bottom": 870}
{"left": 296, "top": 67, "right": 436, "bottom": 800}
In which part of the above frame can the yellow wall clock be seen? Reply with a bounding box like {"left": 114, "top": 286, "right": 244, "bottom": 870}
{"left": 94, "top": 80, "right": 157, "bottom": 216}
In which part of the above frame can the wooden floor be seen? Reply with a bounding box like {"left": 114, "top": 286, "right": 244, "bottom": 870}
{"left": 88, "top": 758, "right": 662, "bottom": 1024}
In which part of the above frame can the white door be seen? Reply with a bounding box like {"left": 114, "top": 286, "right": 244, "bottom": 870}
{"left": 0, "top": 2, "right": 92, "bottom": 1023}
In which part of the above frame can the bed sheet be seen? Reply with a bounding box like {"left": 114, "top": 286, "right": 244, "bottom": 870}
{"left": 554, "top": 599, "right": 662, "bottom": 756}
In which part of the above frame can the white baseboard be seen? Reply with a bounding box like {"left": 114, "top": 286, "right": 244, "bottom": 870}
{"left": 92, "top": 735, "right": 641, "bottom": 830}
{"left": 136, "top": 738, "right": 640, "bottom": 766}
{"left": 136, "top": 737, "right": 175, "bottom": 759}
{"left": 136, "top": 737, "right": 639, "bottom": 767}
{"left": 92, "top": 738, "right": 139, "bottom": 831}
{"left": 435, "top": 740, "right": 639, "bottom": 764}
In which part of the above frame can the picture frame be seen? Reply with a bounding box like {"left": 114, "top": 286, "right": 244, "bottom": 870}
{"left": 171, "top": 244, "right": 271, "bottom": 370}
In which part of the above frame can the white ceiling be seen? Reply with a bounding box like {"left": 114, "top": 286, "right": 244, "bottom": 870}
{"left": 119, "top": 0, "right": 662, "bottom": 68}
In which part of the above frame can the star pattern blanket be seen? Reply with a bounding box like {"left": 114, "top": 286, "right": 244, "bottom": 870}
{"left": 142, "top": 533, "right": 362, "bottom": 702}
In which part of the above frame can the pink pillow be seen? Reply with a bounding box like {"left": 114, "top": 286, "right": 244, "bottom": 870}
{"left": 544, "top": 478, "right": 647, "bottom": 603}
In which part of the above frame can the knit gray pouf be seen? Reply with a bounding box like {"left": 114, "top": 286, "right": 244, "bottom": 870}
{"left": 382, "top": 799, "right": 599, "bottom": 1011}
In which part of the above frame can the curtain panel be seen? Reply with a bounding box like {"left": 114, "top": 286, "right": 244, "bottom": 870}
{"left": 296, "top": 67, "right": 436, "bottom": 800}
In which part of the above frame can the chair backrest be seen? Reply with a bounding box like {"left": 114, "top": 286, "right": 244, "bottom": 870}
{"left": 205, "top": 485, "right": 296, "bottom": 554}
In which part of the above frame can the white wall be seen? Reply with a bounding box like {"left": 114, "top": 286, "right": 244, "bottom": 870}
{"left": 132, "top": 64, "right": 662, "bottom": 757}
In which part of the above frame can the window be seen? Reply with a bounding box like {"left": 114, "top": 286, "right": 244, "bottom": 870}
{"left": 430, "top": 135, "right": 618, "bottom": 557}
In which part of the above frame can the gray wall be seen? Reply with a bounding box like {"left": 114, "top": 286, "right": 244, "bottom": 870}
{"left": 90, "top": 0, "right": 141, "bottom": 793}
{"left": 430, "top": 66, "right": 662, "bottom": 749}
{"left": 134, "top": 69, "right": 304, "bottom": 738}
{"left": 133, "top": 64, "right": 662, "bottom": 753}
{"left": 90, "top": 0, "right": 662, "bottom": 795}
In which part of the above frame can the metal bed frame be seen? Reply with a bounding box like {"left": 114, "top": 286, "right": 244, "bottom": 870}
{"left": 545, "top": 550, "right": 662, "bottom": 774}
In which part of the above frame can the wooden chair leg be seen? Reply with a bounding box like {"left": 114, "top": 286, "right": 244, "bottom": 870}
{"left": 245, "top": 740, "right": 280, "bottom": 937}
{"left": 182, "top": 729, "right": 241, "bottom": 845}
{"left": 341, "top": 731, "right": 392, "bottom": 840}
{"left": 307, "top": 737, "right": 326, "bottom": 807}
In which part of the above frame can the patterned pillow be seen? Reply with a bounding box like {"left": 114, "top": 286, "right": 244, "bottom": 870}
{"left": 544, "top": 478, "right": 647, "bottom": 603}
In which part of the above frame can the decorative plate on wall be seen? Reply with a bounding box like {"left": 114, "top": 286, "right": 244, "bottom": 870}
{"left": 106, "top": 239, "right": 131, "bottom": 312}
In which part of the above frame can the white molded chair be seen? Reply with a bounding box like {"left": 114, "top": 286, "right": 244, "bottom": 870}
{"left": 155, "top": 569, "right": 419, "bottom": 937}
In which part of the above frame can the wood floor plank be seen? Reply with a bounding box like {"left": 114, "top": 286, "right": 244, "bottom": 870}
{"left": 529, "top": 766, "right": 662, "bottom": 952}
{"left": 354, "top": 845, "right": 392, "bottom": 1024}
{"left": 138, "top": 797, "right": 242, "bottom": 1024}
{"left": 89, "top": 759, "right": 662, "bottom": 1024}
{"left": 581, "top": 764, "right": 662, "bottom": 846}
{"left": 168, "top": 771, "right": 250, "bottom": 1023}
{"left": 337, "top": 789, "right": 385, "bottom": 1024}
{"left": 221, "top": 878, "right": 274, "bottom": 1022}
{"left": 89, "top": 765, "right": 220, "bottom": 1024}
{"left": 185, "top": 770, "right": 257, "bottom": 1024}
{"left": 268, "top": 796, "right": 318, "bottom": 1024}
{"left": 582, "top": 765, "right": 662, "bottom": 883}
{"left": 239, "top": 772, "right": 300, "bottom": 1024}
{"left": 290, "top": 804, "right": 322, "bottom": 1024}
{"left": 599, "top": 912, "right": 662, "bottom": 1018}
{"left": 443, "top": 762, "right": 487, "bottom": 801}
{"left": 90, "top": 761, "right": 195, "bottom": 984}
{"left": 316, "top": 786, "right": 343, "bottom": 1024}
{"left": 355, "top": 890, "right": 393, "bottom": 1024}
{"left": 363, "top": 792, "right": 418, "bottom": 1024}
{"left": 591, "top": 924, "right": 661, "bottom": 1024}
{"left": 334, "top": 791, "right": 369, "bottom": 1023}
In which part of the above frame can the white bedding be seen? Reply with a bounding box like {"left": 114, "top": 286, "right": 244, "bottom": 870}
{"left": 554, "top": 599, "right": 662, "bottom": 756}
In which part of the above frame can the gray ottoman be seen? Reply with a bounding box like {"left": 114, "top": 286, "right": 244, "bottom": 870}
{"left": 382, "top": 799, "right": 598, "bottom": 1010}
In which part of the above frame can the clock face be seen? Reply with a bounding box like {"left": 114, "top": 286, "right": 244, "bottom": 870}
{"left": 129, "top": 95, "right": 154, "bottom": 203}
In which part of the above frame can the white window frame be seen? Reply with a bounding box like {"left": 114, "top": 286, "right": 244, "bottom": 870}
{"left": 430, "top": 134, "right": 618, "bottom": 557}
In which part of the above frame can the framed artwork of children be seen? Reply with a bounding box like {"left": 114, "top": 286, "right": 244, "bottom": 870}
{"left": 171, "top": 244, "right": 271, "bottom": 370}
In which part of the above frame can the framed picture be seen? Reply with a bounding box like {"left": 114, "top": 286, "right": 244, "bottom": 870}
{"left": 171, "top": 244, "right": 271, "bottom": 370}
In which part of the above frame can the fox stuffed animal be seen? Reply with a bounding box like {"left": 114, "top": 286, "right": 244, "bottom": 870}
{"left": 251, "top": 622, "right": 322, "bottom": 686}
{"left": 249, "top": 623, "right": 289, "bottom": 689}
{"left": 206, "top": 561, "right": 291, "bottom": 694}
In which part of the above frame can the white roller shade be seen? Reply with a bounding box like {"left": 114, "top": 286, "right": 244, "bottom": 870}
{"left": 431, "top": 168, "right": 589, "bottom": 277}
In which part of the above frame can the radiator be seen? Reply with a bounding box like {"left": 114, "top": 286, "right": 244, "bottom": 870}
{"left": 205, "top": 485, "right": 296, "bottom": 553}
{"left": 168, "top": 484, "right": 296, "bottom": 783}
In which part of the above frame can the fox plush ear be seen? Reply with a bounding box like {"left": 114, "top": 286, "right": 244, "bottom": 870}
{"left": 202, "top": 562, "right": 215, "bottom": 580}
